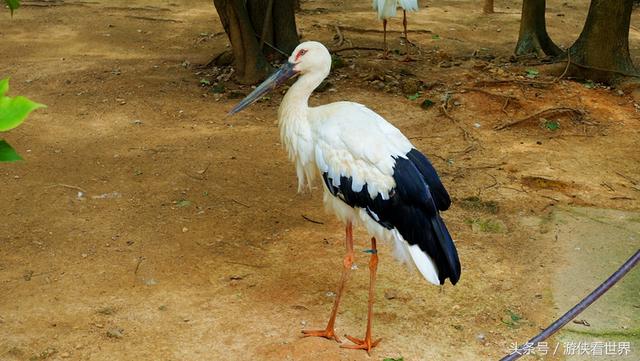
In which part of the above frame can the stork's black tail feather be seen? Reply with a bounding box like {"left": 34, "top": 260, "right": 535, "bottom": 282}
{"left": 429, "top": 214, "right": 461, "bottom": 285}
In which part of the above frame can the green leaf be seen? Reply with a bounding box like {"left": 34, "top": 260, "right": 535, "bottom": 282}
{"left": 420, "top": 99, "right": 434, "bottom": 109}
{"left": 210, "top": 84, "right": 225, "bottom": 94}
{"left": 199, "top": 78, "right": 211, "bottom": 86}
{"left": 0, "top": 139, "right": 22, "bottom": 162}
{"left": 5, "top": 0, "right": 20, "bottom": 15}
{"left": 0, "top": 78, "right": 45, "bottom": 131}
{"left": 431, "top": 34, "right": 440, "bottom": 40}
{"left": 407, "top": 92, "right": 420, "bottom": 101}
{"left": 0, "top": 94, "right": 45, "bottom": 131}
{"left": 177, "top": 199, "right": 191, "bottom": 207}
{"left": 508, "top": 310, "right": 522, "bottom": 322}
{"left": 543, "top": 118, "right": 560, "bottom": 131}
{"left": 0, "top": 78, "right": 8, "bottom": 97}
{"left": 525, "top": 69, "right": 539, "bottom": 79}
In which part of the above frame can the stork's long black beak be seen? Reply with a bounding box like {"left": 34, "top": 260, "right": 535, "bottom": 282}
{"left": 228, "top": 61, "right": 298, "bottom": 115}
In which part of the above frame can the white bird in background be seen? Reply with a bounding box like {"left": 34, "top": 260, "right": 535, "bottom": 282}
{"left": 230, "top": 41, "right": 460, "bottom": 353}
{"left": 373, "top": 0, "right": 419, "bottom": 59}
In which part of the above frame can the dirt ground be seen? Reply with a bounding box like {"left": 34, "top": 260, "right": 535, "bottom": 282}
{"left": 1, "top": 1, "right": 639, "bottom": 360}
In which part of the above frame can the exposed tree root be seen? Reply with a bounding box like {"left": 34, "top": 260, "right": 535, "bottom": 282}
{"left": 336, "top": 25, "right": 432, "bottom": 35}
{"left": 473, "top": 79, "right": 554, "bottom": 88}
{"left": 330, "top": 47, "right": 384, "bottom": 54}
{"left": 124, "top": 15, "right": 182, "bottom": 23}
{"left": 495, "top": 107, "right": 586, "bottom": 130}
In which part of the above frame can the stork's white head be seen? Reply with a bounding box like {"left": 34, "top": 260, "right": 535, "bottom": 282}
{"left": 229, "top": 41, "right": 332, "bottom": 115}
{"left": 288, "top": 41, "right": 331, "bottom": 79}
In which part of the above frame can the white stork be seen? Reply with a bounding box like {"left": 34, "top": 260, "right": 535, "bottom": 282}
{"left": 229, "top": 41, "right": 460, "bottom": 353}
{"left": 373, "top": 0, "right": 419, "bottom": 59}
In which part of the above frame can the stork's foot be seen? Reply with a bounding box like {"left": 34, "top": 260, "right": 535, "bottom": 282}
{"left": 400, "top": 55, "right": 416, "bottom": 62}
{"left": 378, "top": 51, "right": 390, "bottom": 60}
{"left": 302, "top": 327, "right": 341, "bottom": 343}
{"left": 401, "top": 36, "right": 418, "bottom": 48}
{"left": 341, "top": 334, "right": 382, "bottom": 354}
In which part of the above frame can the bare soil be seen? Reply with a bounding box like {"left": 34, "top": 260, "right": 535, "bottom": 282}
{"left": 1, "top": 1, "right": 639, "bottom": 360}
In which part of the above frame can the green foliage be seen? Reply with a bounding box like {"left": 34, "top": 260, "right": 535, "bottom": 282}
{"left": 0, "top": 78, "right": 45, "bottom": 131}
{"left": 4, "top": 0, "right": 20, "bottom": 16}
{"left": 210, "top": 83, "right": 225, "bottom": 93}
{"left": 466, "top": 217, "right": 506, "bottom": 233}
{"left": 383, "top": 358, "right": 404, "bottom": 361}
{"left": 420, "top": 99, "right": 434, "bottom": 109}
{"left": 501, "top": 309, "right": 524, "bottom": 329}
{"left": 0, "top": 77, "right": 45, "bottom": 162}
{"left": 459, "top": 196, "right": 499, "bottom": 214}
{"left": 525, "top": 69, "right": 539, "bottom": 78}
{"left": 176, "top": 199, "right": 192, "bottom": 207}
{"left": 331, "top": 54, "right": 346, "bottom": 69}
{"left": 0, "top": 77, "right": 7, "bottom": 95}
{"left": 407, "top": 92, "right": 420, "bottom": 101}
{"left": 0, "top": 140, "right": 21, "bottom": 162}
{"left": 542, "top": 118, "right": 560, "bottom": 131}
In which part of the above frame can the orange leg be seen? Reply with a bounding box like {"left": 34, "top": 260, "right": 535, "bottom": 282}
{"left": 302, "top": 222, "right": 355, "bottom": 343}
{"left": 342, "top": 237, "right": 382, "bottom": 354}
{"left": 382, "top": 19, "right": 389, "bottom": 59}
{"left": 401, "top": 10, "right": 416, "bottom": 62}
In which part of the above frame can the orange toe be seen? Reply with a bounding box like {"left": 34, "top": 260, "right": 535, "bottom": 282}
{"left": 302, "top": 328, "right": 342, "bottom": 343}
{"left": 341, "top": 334, "right": 382, "bottom": 354}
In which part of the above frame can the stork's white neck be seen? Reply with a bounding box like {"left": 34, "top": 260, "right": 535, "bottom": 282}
{"left": 278, "top": 71, "right": 325, "bottom": 120}
{"left": 277, "top": 71, "right": 326, "bottom": 191}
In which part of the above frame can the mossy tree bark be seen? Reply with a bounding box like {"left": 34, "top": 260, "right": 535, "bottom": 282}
{"left": 514, "top": 0, "right": 562, "bottom": 57}
{"left": 213, "top": 0, "right": 299, "bottom": 84}
{"left": 567, "top": 0, "right": 638, "bottom": 83}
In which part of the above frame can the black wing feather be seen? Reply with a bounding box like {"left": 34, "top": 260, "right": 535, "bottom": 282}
{"left": 322, "top": 148, "right": 461, "bottom": 285}
{"left": 406, "top": 149, "right": 451, "bottom": 211}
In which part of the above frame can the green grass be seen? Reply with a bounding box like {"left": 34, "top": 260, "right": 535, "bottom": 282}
{"left": 466, "top": 217, "right": 506, "bottom": 233}
{"left": 459, "top": 196, "right": 499, "bottom": 214}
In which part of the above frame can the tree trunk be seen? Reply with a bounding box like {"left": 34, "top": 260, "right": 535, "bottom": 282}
{"left": 247, "top": 0, "right": 298, "bottom": 57}
{"left": 213, "top": 0, "right": 299, "bottom": 84}
{"left": 483, "top": 0, "right": 494, "bottom": 14}
{"left": 514, "top": 0, "right": 562, "bottom": 57}
{"left": 567, "top": 0, "right": 638, "bottom": 83}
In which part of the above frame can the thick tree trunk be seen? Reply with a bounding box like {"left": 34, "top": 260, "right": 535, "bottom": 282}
{"left": 483, "top": 0, "right": 494, "bottom": 14}
{"left": 213, "top": 0, "right": 299, "bottom": 84}
{"left": 214, "top": 0, "right": 271, "bottom": 84}
{"left": 514, "top": 0, "right": 562, "bottom": 57}
{"left": 247, "top": 0, "right": 298, "bottom": 57}
{"left": 567, "top": 0, "right": 638, "bottom": 83}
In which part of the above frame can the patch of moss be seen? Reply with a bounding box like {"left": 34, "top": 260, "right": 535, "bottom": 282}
{"left": 466, "top": 217, "right": 506, "bottom": 233}
{"left": 564, "top": 328, "right": 640, "bottom": 339}
{"left": 331, "top": 55, "right": 346, "bottom": 69}
{"left": 96, "top": 306, "right": 117, "bottom": 315}
{"left": 459, "top": 196, "right": 499, "bottom": 214}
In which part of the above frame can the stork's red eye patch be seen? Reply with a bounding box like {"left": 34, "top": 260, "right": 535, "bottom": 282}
{"left": 295, "top": 49, "right": 308, "bottom": 61}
